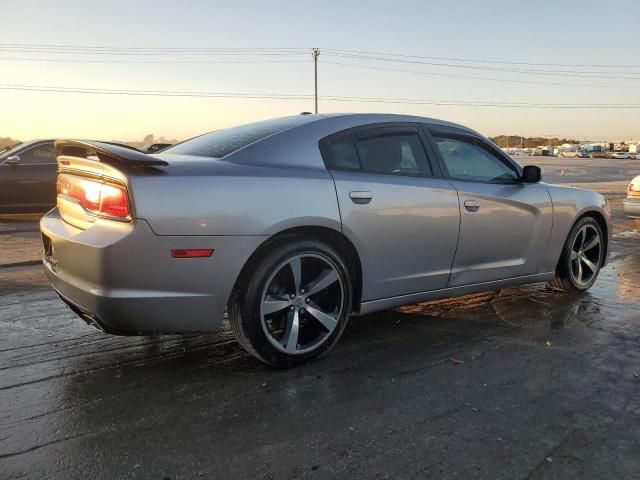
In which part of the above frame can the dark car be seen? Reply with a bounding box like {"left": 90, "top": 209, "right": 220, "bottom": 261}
{"left": 0, "top": 139, "right": 141, "bottom": 214}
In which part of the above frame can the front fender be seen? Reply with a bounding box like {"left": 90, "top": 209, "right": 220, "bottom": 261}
{"left": 543, "top": 184, "right": 611, "bottom": 271}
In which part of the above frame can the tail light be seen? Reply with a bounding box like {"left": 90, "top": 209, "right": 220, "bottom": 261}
{"left": 57, "top": 173, "right": 131, "bottom": 220}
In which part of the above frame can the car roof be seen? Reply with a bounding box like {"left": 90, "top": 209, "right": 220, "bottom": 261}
{"left": 222, "top": 113, "right": 484, "bottom": 169}
{"left": 309, "top": 113, "right": 477, "bottom": 133}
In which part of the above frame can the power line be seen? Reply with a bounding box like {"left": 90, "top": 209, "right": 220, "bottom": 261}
{"left": 323, "top": 52, "right": 640, "bottom": 80}
{"left": 3, "top": 43, "right": 640, "bottom": 79}
{"left": 0, "top": 83, "right": 312, "bottom": 99}
{"left": 0, "top": 43, "right": 310, "bottom": 52}
{"left": 0, "top": 48, "right": 308, "bottom": 57}
{"left": 3, "top": 83, "right": 640, "bottom": 109}
{"left": 322, "top": 47, "right": 640, "bottom": 69}
{"left": 4, "top": 44, "right": 640, "bottom": 69}
{"left": 4, "top": 43, "right": 640, "bottom": 76}
{"left": 0, "top": 56, "right": 309, "bottom": 64}
{"left": 321, "top": 60, "right": 640, "bottom": 89}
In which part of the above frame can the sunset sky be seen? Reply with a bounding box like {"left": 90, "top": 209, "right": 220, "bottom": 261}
{"left": 2, "top": 0, "right": 639, "bottom": 142}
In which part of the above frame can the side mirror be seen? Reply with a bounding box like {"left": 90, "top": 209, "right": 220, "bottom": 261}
{"left": 522, "top": 165, "right": 542, "bottom": 183}
{"left": 5, "top": 155, "right": 20, "bottom": 166}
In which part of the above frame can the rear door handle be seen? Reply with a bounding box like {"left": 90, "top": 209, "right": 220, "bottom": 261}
{"left": 349, "top": 191, "right": 373, "bottom": 204}
{"left": 464, "top": 200, "right": 480, "bottom": 212}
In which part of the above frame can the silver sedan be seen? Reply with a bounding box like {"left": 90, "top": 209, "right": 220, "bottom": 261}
{"left": 40, "top": 114, "right": 611, "bottom": 366}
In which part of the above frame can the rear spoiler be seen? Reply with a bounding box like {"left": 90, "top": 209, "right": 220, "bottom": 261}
{"left": 54, "top": 139, "right": 169, "bottom": 167}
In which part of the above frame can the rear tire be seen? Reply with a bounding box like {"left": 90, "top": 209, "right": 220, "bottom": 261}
{"left": 549, "top": 216, "right": 604, "bottom": 292}
{"left": 229, "top": 237, "right": 353, "bottom": 367}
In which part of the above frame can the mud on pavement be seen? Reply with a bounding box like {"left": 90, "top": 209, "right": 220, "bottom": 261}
{"left": 1, "top": 188, "right": 639, "bottom": 479}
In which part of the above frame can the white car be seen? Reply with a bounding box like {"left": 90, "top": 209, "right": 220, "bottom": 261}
{"left": 610, "top": 152, "right": 636, "bottom": 160}
{"left": 624, "top": 176, "right": 640, "bottom": 221}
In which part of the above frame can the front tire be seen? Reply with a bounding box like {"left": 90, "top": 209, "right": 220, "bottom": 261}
{"left": 549, "top": 216, "right": 604, "bottom": 292}
{"left": 229, "top": 237, "right": 353, "bottom": 367}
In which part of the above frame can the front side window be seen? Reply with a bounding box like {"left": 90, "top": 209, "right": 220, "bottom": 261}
{"left": 19, "top": 143, "right": 56, "bottom": 164}
{"left": 433, "top": 135, "right": 518, "bottom": 183}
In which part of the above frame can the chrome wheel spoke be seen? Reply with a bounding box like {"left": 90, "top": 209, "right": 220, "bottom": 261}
{"left": 280, "top": 310, "right": 300, "bottom": 353}
{"left": 569, "top": 224, "right": 602, "bottom": 287}
{"left": 583, "top": 235, "right": 600, "bottom": 252}
{"left": 288, "top": 256, "right": 302, "bottom": 293}
{"left": 261, "top": 253, "right": 345, "bottom": 355}
{"left": 579, "top": 227, "right": 588, "bottom": 248}
{"left": 305, "top": 269, "right": 339, "bottom": 297}
{"left": 574, "top": 228, "right": 585, "bottom": 250}
{"left": 582, "top": 256, "right": 597, "bottom": 273}
{"left": 261, "top": 297, "right": 291, "bottom": 315}
{"left": 577, "top": 261, "right": 584, "bottom": 283}
{"left": 305, "top": 304, "right": 338, "bottom": 331}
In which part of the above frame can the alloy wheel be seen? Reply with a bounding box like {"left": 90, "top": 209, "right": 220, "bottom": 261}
{"left": 569, "top": 224, "right": 602, "bottom": 287}
{"left": 260, "top": 253, "right": 344, "bottom": 355}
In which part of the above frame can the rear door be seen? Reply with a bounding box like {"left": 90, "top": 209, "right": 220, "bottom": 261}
{"left": 321, "top": 123, "right": 461, "bottom": 302}
{"left": 427, "top": 127, "right": 553, "bottom": 287}
{"left": 0, "top": 142, "right": 57, "bottom": 212}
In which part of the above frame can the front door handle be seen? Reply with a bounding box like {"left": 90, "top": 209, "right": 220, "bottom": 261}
{"left": 349, "top": 191, "right": 373, "bottom": 204}
{"left": 464, "top": 200, "right": 480, "bottom": 212}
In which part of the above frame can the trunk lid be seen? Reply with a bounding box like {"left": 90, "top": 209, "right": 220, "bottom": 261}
{"left": 54, "top": 140, "right": 167, "bottom": 230}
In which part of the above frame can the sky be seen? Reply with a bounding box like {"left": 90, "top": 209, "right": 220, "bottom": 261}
{"left": 1, "top": 0, "right": 639, "bottom": 142}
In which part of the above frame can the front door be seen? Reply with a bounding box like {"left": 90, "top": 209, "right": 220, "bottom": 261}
{"left": 429, "top": 131, "right": 553, "bottom": 287}
{"left": 322, "top": 124, "right": 461, "bottom": 301}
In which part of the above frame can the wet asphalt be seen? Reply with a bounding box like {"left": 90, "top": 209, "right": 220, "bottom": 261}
{"left": 1, "top": 157, "right": 639, "bottom": 479}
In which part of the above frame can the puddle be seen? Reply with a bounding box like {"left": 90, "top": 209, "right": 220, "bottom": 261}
{"left": 613, "top": 230, "right": 639, "bottom": 239}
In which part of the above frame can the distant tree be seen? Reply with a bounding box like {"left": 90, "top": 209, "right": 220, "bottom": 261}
{"left": 0, "top": 136, "right": 21, "bottom": 149}
{"left": 490, "top": 135, "right": 579, "bottom": 148}
{"left": 143, "top": 134, "right": 155, "bottom": 144}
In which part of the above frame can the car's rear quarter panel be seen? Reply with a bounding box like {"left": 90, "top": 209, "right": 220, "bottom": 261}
{"left": 130, "top": 158, "right": 342, "bottom": 236}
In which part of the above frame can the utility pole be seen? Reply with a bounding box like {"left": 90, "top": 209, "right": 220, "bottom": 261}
{"left": 312, "top": 48, "right": 320, "bottom": 114}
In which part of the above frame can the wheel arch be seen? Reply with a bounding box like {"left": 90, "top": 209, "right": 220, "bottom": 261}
{"left": 229, "top": 225, "right": 364, "bottom": 313}
{"left": 577, "top": 209, "right": 609, "bottom": 264}
{"left": 555, "top": 209, "right": 610, "bottom": 270}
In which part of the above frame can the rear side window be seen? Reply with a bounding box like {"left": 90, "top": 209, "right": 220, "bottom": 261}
{"left": 164, "top": 116, "right": 313, "bottom": 158}
{"left": 327, "top": 136, "right": 360, "bottom": 170}
{"left": 324, "top": 126, "right": 431, "bottom": 176}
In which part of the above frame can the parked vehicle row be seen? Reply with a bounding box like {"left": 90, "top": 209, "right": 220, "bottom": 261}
{"left": 40, "top": 113, "right": 611, "bottom": 367}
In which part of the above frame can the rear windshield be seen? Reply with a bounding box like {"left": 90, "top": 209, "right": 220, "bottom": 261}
{"left": 163, "top": 116, "right": 314, "bottom": 158}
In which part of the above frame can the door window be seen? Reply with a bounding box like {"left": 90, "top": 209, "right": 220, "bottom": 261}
{"left": 324, "top": 127, "right": 431, "bottom": 176}
{"left": 327, "top": 135, "right": 360, "bottom": 170}
{"left": 433, "top": 135, "right": 518, "bottom": 183}
{"left": 18, "top": 143, "right": 57, "bottom": 164}
{"left": 354, "top": 128, "right": 430, "bottom": 176}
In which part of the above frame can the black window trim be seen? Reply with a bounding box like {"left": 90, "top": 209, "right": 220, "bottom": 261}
{"left": 425, "top": 126, "right": 523, "bottom": 185}
{"left": 319, "top": 122, "right": 441, "bottom": 179}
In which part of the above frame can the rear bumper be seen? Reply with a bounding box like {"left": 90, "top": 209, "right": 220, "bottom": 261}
{"left": 40, "top": 208, "right": 266, "bottom": 334}
{"left": 623, "top": 197, "right": 640, "bottom": 218}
